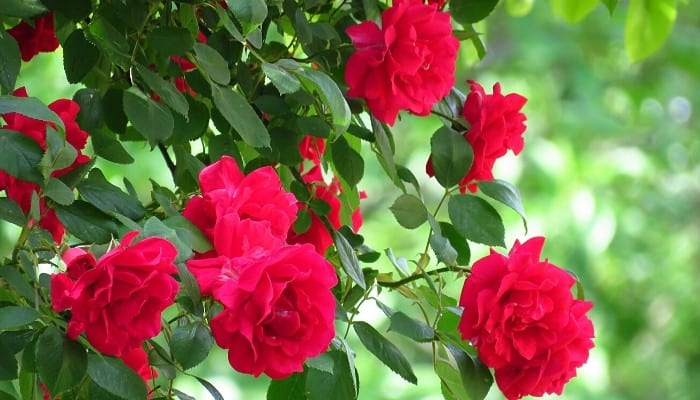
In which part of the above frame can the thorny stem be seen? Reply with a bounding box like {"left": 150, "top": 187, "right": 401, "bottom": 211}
{"left": 377, "top": 266, "right": 470, "bottom": 289}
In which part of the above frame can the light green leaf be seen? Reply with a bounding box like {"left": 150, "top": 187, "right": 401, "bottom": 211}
{"left": 550, "top": 0, "right": 599, "bottom": 23}
{"left": 625, "top": 0, "right": 677, "bottom": 62}
{"left": 0, "top": 0, "right": 47, "bottom": 17}
{"left": 211, "top": 85, "right": 270, "bottom": 148}
{"left": 435, "top": 343, "right": 493, "bottom": 400}
{"left": 333, "top": 230, "right": 365, "bottom": 289}
{"left": 389, "top": 194, "right": 428, "bottom": 230}
{"left": 228, "top": 0, "right": 267, "bottom": 34}
{"left": 87, "top": 354, "right": 147, "bottom": 400}
{"left": 0, "top": 197, "right": 26, "bottom": 226}
{"left": 353, "top": 321, "right": 417, "bottom": 384}
{"left": 448, "top": 194, "right": 505, "bottom": 247}
{"left": 122, "top": 87, "right": 174, "bottom": 145}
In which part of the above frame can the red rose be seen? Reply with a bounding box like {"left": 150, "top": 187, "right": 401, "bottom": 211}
{"left": 457, "top": 237, "right": 594, "bottom": 399}
{"left": 345, "top": 0, "right": 459, "bottom": 125}
{"left": 427, "top": 81, "right": 527, "bottom": 193}
{"left": 120, "top": 345, "right": 157, "bottom": 384}
{"left": 6, "top": 13, "right": 59, "bottom": 62}
{"left": 183, "top": 156, "right": 297, "bottom": 244}
{"left": 51, "top": 231, "right": 179, "bottom": 357}
{"left": 208, "top": 243, "right": 338, "bottom": 379}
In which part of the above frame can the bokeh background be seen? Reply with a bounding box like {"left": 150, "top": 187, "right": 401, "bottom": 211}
{"left": 1, "top": 1, "right": 698, "bottom": 399}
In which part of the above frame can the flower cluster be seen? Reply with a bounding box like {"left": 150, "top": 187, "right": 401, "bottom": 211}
{"left": 427, "top": 81, "right": 528, "bottom": 192}
{"left": 183, "top": 156, "right": 338, "bottom": 378}
{"left": 0, "top": 87, "right": 91, "bottom": 242}
{"left": 457, "top": 237, "right": 595, "bottom": 399}
{"left": 51, "top": 231, "right": 179, "bottom": 382}
{"left": 288, "top": 136, "right": 364, "bottom": 254}
{"left": 345, "top": 0, "right": 459, "bottom": 125}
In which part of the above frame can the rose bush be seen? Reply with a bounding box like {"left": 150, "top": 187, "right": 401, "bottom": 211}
{"left": 0, "top": 0, "right": 653, "bottom": 398}
{"left": 457, "top": 237, "right": 595, "bottom": 399}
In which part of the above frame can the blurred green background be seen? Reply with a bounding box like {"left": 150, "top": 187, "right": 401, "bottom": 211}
{"left": 2, "top": 1, "right": 699, "bottom": 399}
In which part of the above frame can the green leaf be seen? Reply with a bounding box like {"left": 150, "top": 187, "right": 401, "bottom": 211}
{"left": 55, "top": 200, "right": 118, "bottom": 244}
{"left": 371, "top": 118, "right": 404, "bottom": 191}
{"left": 211, "top": 85, "right": 270, "bottom": 148}
{"left": 267, "top": 371, "right": 307, "bottom": 400}
{"left": 0, "top": 0, "right": 47, "bottom": 17}
{"left": 194, "top": 376, "right": 224, "bottom": 400}
{"left": 216, "top": 6, "right": 245, "bottom": 43}
{"left": 0, "top": 197, "right": 26, "bottom": 226}
{"left": 333, "top": 230, "right": 365, "bottom": 289}
{"left": 262, "top": 61, "right": 301, "bottom": 95}
{"left": 172, "top": 97, "right": 210, "bottom": 142}
{"left": 429, "top": 232, "right": 458, "bottom": 267}
{"left": 0, "top": 266, "right": 35, "bottom": 302}
{"left": 229, "top": 0, "right": 267, "bottom": 34}
{"left": 73, "top": 88, "right": 104, "bottom": 131}
{"left": 330, "top": 136, "right": 364, "bottom": 187}
{"left": 305, "top": 350, "right": 357, "bottom": 400}
{"left": 142, "top": 217, "right": 189, "bottom": 263}
{"left": 42, "top": 126, "right": 78, "bottom": 174}
{"left": 87, "top": 353, "right": 147, "bottom": 400}
{"left": 430, "top": 126, "right": 473, "bottom": 189}
{"left": 0, "top": 129, "right": 43, "bottom": 184}
{"left": 295, "top": 67, "right": 351, "bottom": 138}
{"left": 450, "top": 0, "right": 499, "bottom": 24}
{"left": 63, "top": 29, "right": 100, "bottom": 84}
{"left": 163, "top": 216, "right": 212, "bottom": 254}
{"left": 0, "top": 306, "right": 39, "bottom": 331}
{"left": 0, "top": 340, "right": 17, "bottom": 380}
{"left": 448, "top": 194, "right": 505, "bottom": 247}
{"left": 438, "top": 222, "right": 471, "bottom": 266}
{"left": 353, "top": 321, "right": 417, "bottom": 384}
{"left": 77, "top": 168, "right": 146, "bottom": 220}
{"left": 170, "top": 322, "right": 213, "bottom": 370}
{"left": 193, "top": 43, "right": 230, "bottom": 85}
{"left": 389, "top": 194, "right": 428, "bottom": 230}
{"left": 147, "top": 27, "right": 194, "bottom": 57}
{"left": 0, "top": 31, "right": 20, "bottom": 91}
{"left": 36, "top": 326, "right": 87, "bottom": 396}
{"left": 44, "top": 178, "right": 75, "bottom": 206}
{"left": 90, "top": 128, "right": 134, "bottom": 164}
{"left": 0, "top": 96, "right": 64, "bottom": 130}
{"left": 41, "top": 0, "right": 91, "bottom": 21}
{"left": 550, "top": 0, "right": 599, "bottom": 23}
{"left": 87, "top": 17, "right": 131, "bottom": 69}
{"left": 122, "top": 87, "right": 174, "bottom": 145}
{"left": 478, "top": 179, "right": 527, "bottom": 231}
{"left": 435, "top": 343, "right": 493, "bottom": 400}
{"left": 136, "top": 64, "right": 189, "bottom": 117}
{"left": 625, "top": 0, "right": 677, "bottom": 62}
{"left": 388, "top": 312, "right": 436, "bottom": 342}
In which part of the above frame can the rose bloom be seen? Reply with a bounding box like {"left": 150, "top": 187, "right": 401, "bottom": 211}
{"left": 183, "top": 156, "right": 297, "bottom": 247}
{"left": 345, "top": 0, "right": 459, "bottom": 125}
{"left": 51, "top": 231, "right": 179, "bottom": 357}
{"left": 207, "top": 243, "right": 338, "bottom": 379}
{"left": 427, "top": 80, "right": 527, "bottom": 193}
{"left": 6, "top": 12, "right": 59, "bottom": 61}
{"left": 0, "top": 87, "right": 91, "bottom": 242}
{"left": 457, "top": 237, "right": 594, "bottom": 399}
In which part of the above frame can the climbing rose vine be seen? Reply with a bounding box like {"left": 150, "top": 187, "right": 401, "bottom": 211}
{"left": 0, "top": 0, "right": 600, "bottom": 399}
